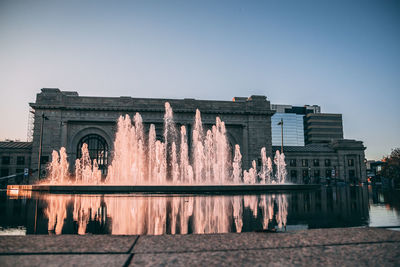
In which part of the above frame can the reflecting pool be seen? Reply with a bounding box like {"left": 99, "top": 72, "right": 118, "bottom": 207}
{"left": 1, "top": 186, "right": 399, "bottom": 235}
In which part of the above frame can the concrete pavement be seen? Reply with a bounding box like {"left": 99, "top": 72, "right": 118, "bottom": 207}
{"left": 0, "top": 227, "right": 399, "bottom": 266}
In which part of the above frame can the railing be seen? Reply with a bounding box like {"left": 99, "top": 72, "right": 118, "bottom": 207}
{"left": 0, "top": 172, "right": 25, "bottom": 181}
{"left": 0, "top": 169, "right": 37, "bottom": 181}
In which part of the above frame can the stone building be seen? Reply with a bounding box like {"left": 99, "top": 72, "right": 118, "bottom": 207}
{"left": 0, "top": 141, "right": 32, "bottom": 185}
{"left": 274, "top": 139, "right": 366, "bottom": 184}
{"left": 29, "top": 88, "right": 274, "bottom": 179}
{"left": 0, "top": 88, "right": 367, "bottom": 184}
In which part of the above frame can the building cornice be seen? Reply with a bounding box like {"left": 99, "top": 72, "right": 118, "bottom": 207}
{"left": 29, "top": 103, "right": 275, "bottom": 115}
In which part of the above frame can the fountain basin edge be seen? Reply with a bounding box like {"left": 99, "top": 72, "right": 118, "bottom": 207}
{"left": 7, "top": 184, "right": 321, "bottom": 194}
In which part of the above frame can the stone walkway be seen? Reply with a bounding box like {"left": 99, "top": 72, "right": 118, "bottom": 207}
{"left": 0, "top": 227, "right": 399, "bottom": 266}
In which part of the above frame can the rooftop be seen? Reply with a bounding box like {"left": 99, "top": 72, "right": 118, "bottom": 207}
{"left": 273, "top": 143, "right": 334, "bottom": 153}
{"left": 0, "top": 141, "right": 33, "bottom": 150}
{"left": 30, "top": 88, "right": 274, "bottom": 115}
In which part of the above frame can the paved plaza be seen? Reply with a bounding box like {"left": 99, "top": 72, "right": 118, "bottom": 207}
{"left": 0, "top": 227, "right": 399, "bottom": 266}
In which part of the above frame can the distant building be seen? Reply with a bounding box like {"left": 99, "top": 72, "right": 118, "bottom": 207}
{"left": 270, "top": 104, "right": 321, "bottom": 146}
{"left": 366, "top": 160, "right": 386, "bottom": 183}
{"left": 274, "top": 140, "right": 366, "bottom": 184}
{"left": 304, "top": 113, "right": 344, "bottom": 144}
{"left": 0, "top": 141, "right": 32, "bottom": 185}
{"left": 270, "top": 104, "right": 360, "bottom": 183}
{"left": 270, "top": 104, "right": 321, "bottom": 114}
{"left": 271, "top": 113, "right": 305, "bottom": 146}
{"left": 271, "top": 104, "right": 344, "bottom": 145}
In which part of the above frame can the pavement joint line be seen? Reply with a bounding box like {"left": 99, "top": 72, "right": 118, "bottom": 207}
{"left": 122, "top": 236, "right": 140, "bottom": 267}
{"left": 0, "top": 252, "right": 128, "bottom": 256}
{"left": 123, "top": 254, "right": 134, "bottom": 267}
{"left": 126, "top": 236, "right": 140, "bottom": 253}
{"left": 132, "top": 240, "right": 400, "bottom": 255}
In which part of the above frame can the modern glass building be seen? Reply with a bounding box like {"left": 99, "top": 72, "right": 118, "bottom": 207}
{"left": 271, "top": 113, "right": 305, "bottom": 146}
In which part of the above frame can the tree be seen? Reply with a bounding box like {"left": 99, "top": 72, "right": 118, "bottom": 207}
{"left": 381, "top": 148, "right": 400, "bottom": 186}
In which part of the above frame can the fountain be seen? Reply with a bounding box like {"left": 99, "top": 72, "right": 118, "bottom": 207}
{"left": 8, "top": 102, "right": 319, "bottom": 193}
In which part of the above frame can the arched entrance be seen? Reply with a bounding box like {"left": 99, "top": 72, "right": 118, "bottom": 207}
{"left": 76, "top": 134, "right": 109, "bottom": 175}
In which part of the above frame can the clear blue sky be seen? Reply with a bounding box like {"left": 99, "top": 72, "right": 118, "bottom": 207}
{"left": 0, "top": 0, "right": 399, "bottom": 160}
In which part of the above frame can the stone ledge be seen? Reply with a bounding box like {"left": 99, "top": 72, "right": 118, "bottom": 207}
{"left": 7, "top": 184, "right": 321, "bottom": 194}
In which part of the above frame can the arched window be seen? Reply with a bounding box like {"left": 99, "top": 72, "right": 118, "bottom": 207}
{"left": 77, "top": 134, "right": 109, "bottom": 174}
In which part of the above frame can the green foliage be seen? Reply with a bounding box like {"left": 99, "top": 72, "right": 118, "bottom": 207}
{"left": 381, "top": 148, "right": 400, "bottom": 185}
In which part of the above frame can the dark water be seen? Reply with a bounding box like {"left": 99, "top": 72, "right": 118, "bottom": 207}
{"left": 1, "top": 185, "right": 399, "bottom": 235}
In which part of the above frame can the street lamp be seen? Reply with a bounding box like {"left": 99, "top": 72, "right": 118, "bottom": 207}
{"left": 332, "top": 166, "right": 337, "bottom": 185}
{"left": 277, "top": 118, "right": 284, "bottom": 154}
{"left": 37, "top": 113, "right": 49, "bottom": 180}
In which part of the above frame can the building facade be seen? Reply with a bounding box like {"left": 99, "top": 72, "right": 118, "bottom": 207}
{"left": 271, "top": 104, "right": 323, "bottom": 147}
{"left": 304, "top": 113, "right": 344, "bottom": 144}
{"left": 275, "top": 139, "right": 366, "bottom": 184}
{"left": 269, "top": 103, "right": 363, "bottom": 183}
{"left": 0, "top": 88, "right": 367, "bottom": 184}
{"left": 271, "top": 113, "right": 305, "bottom": 146}
{"left": 0, "top": 141, "right": 32, "bottom": 185}
{"left": 28, "top": 88, "right": 274, "bottom": 179}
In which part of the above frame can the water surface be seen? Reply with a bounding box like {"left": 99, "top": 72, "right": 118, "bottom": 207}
{"left": 1, "top": 185, "right": 399, "bottom": 235}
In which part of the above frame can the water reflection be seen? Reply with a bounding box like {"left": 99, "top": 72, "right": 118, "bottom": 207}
{"left": 2, "top": 186, "right": 399, "bottom": 235}
{"left": 39, "top": 194, "right": 288, "bottom": 235}
{"left": 368, "top": 186, "right": 400, "bottom": 227}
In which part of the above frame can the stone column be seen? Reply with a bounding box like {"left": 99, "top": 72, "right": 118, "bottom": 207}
{"left": 60, "top": 121, "right": 68, "bottom": 148}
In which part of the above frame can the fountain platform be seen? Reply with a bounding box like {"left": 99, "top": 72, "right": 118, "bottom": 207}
{"left": 7, "top": 184, "right": 320, "bottom": 194}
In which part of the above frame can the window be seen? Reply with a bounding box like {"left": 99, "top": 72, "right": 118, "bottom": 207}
{"left": 325, "top": 159, "right": 331, "bottom": 167}
{"left": 348, "top": 159, "right": 354, "bottom": 166}
{"left": 302, "top": 169, "right": 309, "bottom": 178}
{"left": 17, "top": 156, "right": 25, "bottom": 165}
{"left": 2, "top": 156, "right": 10, "bottom": 165}
{"left": 1, "top": 168, "right": 9, "bottom": 177}
{"left": 77, "top": 134, "right": 109, "bottom": 174}
{"left": 302, "top": 159, "right": 308, "bottom": 167}
{"left": 40, "top": 156, "right": 49, "bottom": 164}
{"left": 314, "top": 170, "right": 320, "bottom": 178}
{"left": 313, "top": 159, "right": 319, "bottom": 167}
{"left": 325, "top": 169, "right": 331, "bottom": 178}
{"left": 289, "top": 159, "right": 296, "bottom": 167}
{"left": 15, "top": 168, "right": 24, "bottom": 183}
{"left": 290, "top": 170, "right": 297, "bottom": 179}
